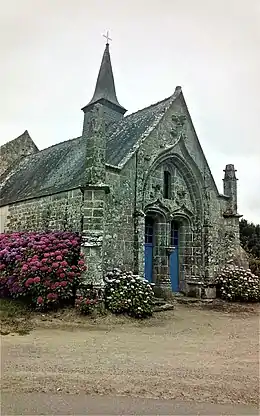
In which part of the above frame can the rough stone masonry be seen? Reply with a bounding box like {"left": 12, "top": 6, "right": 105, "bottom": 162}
{"left": 0, "top": 42, "right": 246, "bottom": 298}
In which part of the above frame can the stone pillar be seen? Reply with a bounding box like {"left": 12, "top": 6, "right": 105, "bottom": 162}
{"left": 203, "top": 224, "right": 214, "bottom": 280}
{"left": 223, "top": 164, "right": 238, "bottom": 215}
{"left": 82, "top": 104, "right": 106, "bottom": 185}
{"left": 80, "top": 102, "right": 109, "bottom": 287}
{"left": 81, "top": 187, "right": 109, "bottom": 286}
{"left": 133, "top": 149, "right": 146, "bottom": 276}
{"left": 154, "top": 215, "right": 172, "bottom": 298}
{"left": 133, "top": 211, "right": 145, "bottom": 276}
{"left": 222, "top": 164, "right": 242, "bottom": 260}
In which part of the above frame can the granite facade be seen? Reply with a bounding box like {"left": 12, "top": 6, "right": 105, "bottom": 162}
{"left": 4, "top": 189, "right": 83, "bottom": 233}
{"left": 0, "top": 66, "right": 243, "bottom": 299}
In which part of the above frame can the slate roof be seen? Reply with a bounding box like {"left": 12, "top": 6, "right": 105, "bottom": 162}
{"left": 106, "top": 89, "right": 180, "bottom": 166}
{"left": 0, "top": 88, "right": 181, "bottom": 207}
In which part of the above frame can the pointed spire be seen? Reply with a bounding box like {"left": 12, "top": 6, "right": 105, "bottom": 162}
{"left": 82, "top": 43, "right": 126, "bottom": 115}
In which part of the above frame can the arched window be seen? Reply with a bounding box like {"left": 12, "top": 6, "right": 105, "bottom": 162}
{"left": 163, "top": 171, "right": 171, "bottom": 199}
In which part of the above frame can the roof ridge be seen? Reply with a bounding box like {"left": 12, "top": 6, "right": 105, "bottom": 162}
{"left": 29, "top": 136, "right": 82, "bottom": 156}
{"left": 0, "top": 130, "right": 31, "bottom": 150}
{"left": 124, "top": 95, "right": 172, "bottom": 120}
{"left": 124, "top": 86, "right": 182, "bottom": 120}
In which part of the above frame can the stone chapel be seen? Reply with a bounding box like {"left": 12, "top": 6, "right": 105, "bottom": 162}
{"left": 0, "top": 42, "right": 243, "bottom": 297}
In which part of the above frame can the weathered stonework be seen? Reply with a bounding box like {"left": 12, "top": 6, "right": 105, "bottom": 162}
{"left": 0, "top": 130, "right": 38, "bottom": 177}
{"left": 0, "top": 44, "right": 244, "bottom": 297}
{"left": 4, "top": 189, "right": 83, "bottom": 233}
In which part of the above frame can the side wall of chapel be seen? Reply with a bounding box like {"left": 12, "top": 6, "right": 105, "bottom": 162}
{"left": 2, "top": 189, "right": 83, "bottom": 233}
{"left": 103, "top": 158, "right": 137, "bottom": 272}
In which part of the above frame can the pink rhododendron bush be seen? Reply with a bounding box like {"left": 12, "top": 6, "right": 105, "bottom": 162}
{"left": 0, "top": 231, "right": 86, "bottom": 310}
{"left": 216, "top": 266, "right": 260, "bottom": 302}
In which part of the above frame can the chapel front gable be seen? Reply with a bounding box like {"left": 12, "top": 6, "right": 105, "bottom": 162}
{"left": 135, "top": 90, "right": 221, "bottom": 204}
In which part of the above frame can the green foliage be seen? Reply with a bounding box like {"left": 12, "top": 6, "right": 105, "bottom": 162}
{"left": 75, "top": 296, "right": 99, "bottom": 314}
{"left": 249, "top": 256, "right": 260, "bottom": 277}
{"left": 216, "top": 267, "right": 260, "bottom": 302}
{"left": 0, "top": 298, "right": 30, "bottom": 319}
{"left": 240, "top": 219, "right": 260, "bottom": 277}
{"left": 240, "top": 219, "right": 260, "bottom": 259}
{"left": 75, "top": 285, "right": 101, "bottom": 315}
{"left": 104, "top": 269, "right": 154, "bottom": 318}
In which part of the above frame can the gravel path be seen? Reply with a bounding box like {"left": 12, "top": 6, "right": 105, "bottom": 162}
{"left": 1, "top": 305, "right": 259, "bottom": 406}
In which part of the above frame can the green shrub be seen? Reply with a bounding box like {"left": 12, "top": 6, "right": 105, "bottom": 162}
{"left": 104, "top": 268, "right": 154, "bottom": 318}
{"left": 216, "top": 266, "right": 260, "bottom": 302}
{"left": 75, "top": 296, "right": 99, "bottom": 315}
{"left": 249, "top": 256, "right": 260, "bottom": 277}
{"left": 75, "top": 285, "right": 101, "bottom": 315}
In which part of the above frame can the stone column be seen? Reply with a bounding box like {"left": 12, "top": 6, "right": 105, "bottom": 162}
{"left": 133, "top": 211, "right": 145, "bottom": 276}
{"left": 154, "top": 215, "right": 172, "bottom": 297}
{"left": 81, "top": 187, "right": 109, "bottom": 287}
{"left": 223, "top": 164, "right": 238, "bottom": 215}
{"left": 222, "top": 164, "right": 242, "bottom": 266}
{"left": 80, "top": 102, "right": 109, "bottom": 288}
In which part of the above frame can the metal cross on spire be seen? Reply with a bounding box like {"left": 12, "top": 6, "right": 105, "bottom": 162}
{"left": 103, "top": 30, "right": 112, "bottom": 44}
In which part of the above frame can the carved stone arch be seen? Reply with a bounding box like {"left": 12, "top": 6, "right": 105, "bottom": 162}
{"left": 163, "top": 159, "right": 176, "bottom": 176}
{"left": 142, "top": 152, "right": 203, "bottom": 219}
{"left": 170, "top": 206, "right": 194, "bottom": 226}
{"left": 144, "top": 199, "right": 171, "bottom": 219}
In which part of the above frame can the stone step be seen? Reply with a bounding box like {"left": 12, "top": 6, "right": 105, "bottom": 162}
{"left": 153, "top": 303, "right": 174, "bottom": 312}
{"left": 175, "top": 296, "right": 213, "bottom": 305}
{"left": 152, "top": 298, "right": 167, "bottom": 306}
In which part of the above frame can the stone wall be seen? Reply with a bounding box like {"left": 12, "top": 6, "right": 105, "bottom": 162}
{"left": 104, "top": 158, "right": 137, "bottom": 272}
{"left": 0, "top": 205, "right": 9, "bottom": 233}
{"left": 0, "top": 131, "right": 38, "bottom": 177}
{"left": 5, "top": 189, "right": 83, "bottom": 233}
{"left": 130, "top": 95, "right": 241, "bottom": 289}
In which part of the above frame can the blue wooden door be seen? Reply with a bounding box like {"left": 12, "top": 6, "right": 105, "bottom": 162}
{"left": 144, "top": 217, "right": 154, "bottom": 282}
{"left": 170, "top": 222, "right": 179, "bottom": 292}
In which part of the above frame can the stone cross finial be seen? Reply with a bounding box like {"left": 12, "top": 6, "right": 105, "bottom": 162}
{"left": 103, "top": 30, "right": 112, "bottom": 44}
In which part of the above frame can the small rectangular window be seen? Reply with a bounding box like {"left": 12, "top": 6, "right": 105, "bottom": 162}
{"left": 163, "top": 171, "right": 171, "bottom": 199}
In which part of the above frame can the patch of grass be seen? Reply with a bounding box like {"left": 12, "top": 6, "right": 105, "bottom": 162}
{"left": 201, "top": 299, "right": 260, "bottom": 314}
{"left": 0, "top": 298, "right": 33, "bottom": 335}
{"left": 0, "top": 298, "right": 31, "bottom": 318}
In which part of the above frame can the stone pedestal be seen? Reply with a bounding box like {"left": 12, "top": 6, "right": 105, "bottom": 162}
{"left": 153, "top": 284, "right": 174, "bottom": 301}
{"left": 184, "top": 280, "right": 204, "bottom": 298}
{"left": 202, "top": 284, "right": 216, "bottom": 299}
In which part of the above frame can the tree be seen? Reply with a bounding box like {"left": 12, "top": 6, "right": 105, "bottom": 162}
{"left": 239, "top": 219, "right": 260, "bottom": 259}
{"left": 240, "top": 219, "right": 260, "bottom": 276}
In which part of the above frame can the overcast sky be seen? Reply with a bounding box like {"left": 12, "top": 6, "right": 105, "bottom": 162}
{"left": 0, "top": 0, "right": 259, "bottom": 224}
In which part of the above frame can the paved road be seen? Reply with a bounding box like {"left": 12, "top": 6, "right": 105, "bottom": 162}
{"left": 1, "top": 393, "right": 258, "bottom": 415}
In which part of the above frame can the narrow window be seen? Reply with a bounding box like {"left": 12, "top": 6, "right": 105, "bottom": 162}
{"left": 145, "top": 216, "right": 154, "bottom": 244}
{"left": 163, "top": 171, "right": 171, "bottom": 199}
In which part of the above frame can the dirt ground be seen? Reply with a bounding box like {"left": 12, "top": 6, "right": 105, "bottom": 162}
{"left": 1, "top": 303, "right": 259, "bottom": 406}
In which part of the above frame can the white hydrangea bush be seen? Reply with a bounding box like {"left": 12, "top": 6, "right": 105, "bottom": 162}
{"left": 104, "top": 268, "right": 155, "bottom": 318}
{"left": 216, "top": 266, "right": 260, "bottom": 302}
